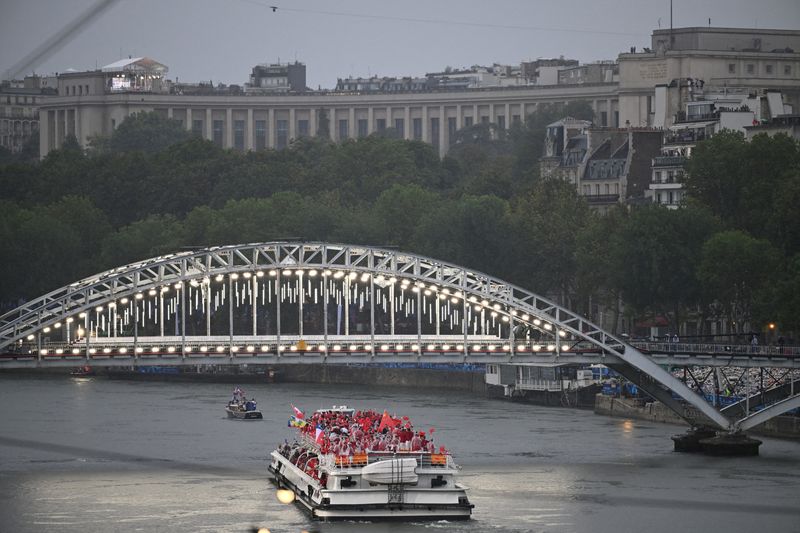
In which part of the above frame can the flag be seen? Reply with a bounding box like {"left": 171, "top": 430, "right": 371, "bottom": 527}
{"left": 377, "top": 410, "right": 400, "bottom": 432}
{"left": 315, "top": 424, "right": 325, "bottom": 445}
{"left": 291, "top": 404, "right": 305, "bottom": 419}
{"left": 288, "top": 416, "right": 308, "bottom": 428}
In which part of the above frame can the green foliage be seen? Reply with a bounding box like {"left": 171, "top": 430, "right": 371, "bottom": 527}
{"left": 89, "top": 111, "right": 191, "bottom": 154}
{"left": 697, "top": 230, "right": 781, "bottom": 331}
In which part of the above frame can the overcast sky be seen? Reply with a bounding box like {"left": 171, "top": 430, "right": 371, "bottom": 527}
{"left": 1, "top": 0, "right": 799, "bottom": 89}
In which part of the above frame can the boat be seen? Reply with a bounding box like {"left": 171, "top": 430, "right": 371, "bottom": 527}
{"left": 225, "top": 387, "right": 263, "bottom": 420}
{"left": 268, "top": 405, "right": 473, "bottom": 520}
{"left": 70, "top": 365, "right": 95, "bottom": 377}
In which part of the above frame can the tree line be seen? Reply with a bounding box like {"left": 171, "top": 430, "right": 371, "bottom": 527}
{"left": 1, "top": 106, "right": 798, "bottom": 338}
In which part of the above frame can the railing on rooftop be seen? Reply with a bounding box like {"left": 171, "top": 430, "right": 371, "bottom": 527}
{"left": 652, "top": 156, "right": 686, "bottom": 167}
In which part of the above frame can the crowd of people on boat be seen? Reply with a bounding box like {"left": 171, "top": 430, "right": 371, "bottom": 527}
{"left": 296, "top": 408, "right": 445, "bottom": 456}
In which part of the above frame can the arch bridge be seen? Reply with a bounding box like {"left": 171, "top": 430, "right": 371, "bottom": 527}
{"left": 1, "top": 242, "right": 798, "bottom": 434}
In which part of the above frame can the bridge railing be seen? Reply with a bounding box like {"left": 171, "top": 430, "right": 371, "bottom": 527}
{"left": 631, "top": 341, "right": 800, "bottom": 358}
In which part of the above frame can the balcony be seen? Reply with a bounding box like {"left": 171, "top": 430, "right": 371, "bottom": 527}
{"left": 652, "top": 155, "right": 686, "bottom": 168}
{"left": 663, "top": 130, "right": 708, "bottom": 145}
{"left": 585, "top": 194, "right": 620, "bottom": 204}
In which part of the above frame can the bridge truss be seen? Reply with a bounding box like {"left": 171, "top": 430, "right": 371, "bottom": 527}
{"left": 1, "top": 242, "right": 798, "bottom": 432}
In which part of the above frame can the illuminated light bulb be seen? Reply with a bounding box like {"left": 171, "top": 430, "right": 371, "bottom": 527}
{"left": 269, "top": 270, "right": 277, "bottom": 277}
{"left": 547, "top": 344, "right": 556, "bottom": 351}
{"left": 260, "top": 345, "right": 269, "bottom": 352}
{"left": 333, "top": 345, "right": 341, "bottom": 351}
{"left": 276, "top": 489, "right": 295, "bottom": 504}
{"left": 427, "top": 344, "right": 435, "bottom": 351}
{"left": 243, "top": 272, "right": 252, "bottom": 279}
{"left": 309, "top": 270, "right": 318, "bottom": 277}
{"left": 533, "top": 318, "right": 541, "bottom": 326}
{"left": 246, "top": 346, "right": 255, "bottom": 352}
{"left": 256, "top": 271, "right": 265, "bottom": 278}
{"left": 230, "top": 273, "right": 239, "bottom": 280}
{"left": 561, "top": 344, "right": 570, "bottom": 351}
{"left": 411, "top": 344, "right": 419, "bottom": 351}
{"left": 381, "top": 344, "right": 390, "bottom": 351}
{"left": 558, "top": 330, "right": 566, "bottom": 337}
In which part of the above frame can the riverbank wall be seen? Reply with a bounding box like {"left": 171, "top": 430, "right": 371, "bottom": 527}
{"left": 594, "top": 394, "right": 800, "bottom": 440}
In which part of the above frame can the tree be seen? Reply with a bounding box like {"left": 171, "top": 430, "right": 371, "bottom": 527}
{"left": 89, "top": 111, "right": 191, "bottom": 154}
{"left": 697, "top": 230, "right": 781, "bottom": 333}
{"left": 507, "top": 179, "right": 591, "bottom": 303}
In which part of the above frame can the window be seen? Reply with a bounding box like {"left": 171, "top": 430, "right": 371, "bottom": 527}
{"left": 765, "top": 64, "right": 774, "bottom": 75}
{"left": 192, "top": 119, "right": 203, "bottom": 136}
{"left": 212, "top": 120, "right": 224, "bottom": 146}
{"left": 338, "top": 119, "right": 348, "bottom": 140}
{"left": 298, "top": 119, "right": 309, "bottom": 137}
{"left": 785, "top": 65, "right": 792, "bottom": 76}
{"left": 276, "top": 119, "right": 288, "bottom": 148}
{"left": 497, "top": 115, "right": 505, "bottom": 130}
{"left": 656, "top": 192, "right": 662, "bottom": 204}
{"left": 480, "top": 116, "right": 489, "bottom": 124}
{"left": 614, "top": 111, "right": 620, "bottom": 127}
{"left": 464, "top": 116, "right": 473, "bottom": 127}
{"left": 448, "top": 117, "right": 457, "bottom": 140}
{"left": 512, "top": 114, "right": 520, "bottom": 125}
{"left": 412, "top": 118, "right": 422, "bottom": 140}
{"left": 668, "top": 191, "right": 674, "bottom": 205}
{"left": 357, "top": 119, "right": 367, "bottom": 138}
{"left": 255, "top": 120, "right": 266, "bottom": 149}
{"left": 430, "top": 117, "right": 440, "bottom": 147}
{"left": 728, "top": 63, "right": 736, "bottom": 74}
{"left": 600, "top": 111, "right": 608, "bottom": 126}
{"left": 85, "top": 85, "right": 89, "bottom": 95}
{"left": 746, "top": 64, "right": 754, "bottom": 74}
{"left": 394, "top": 118, "right": 404, "bottom": 137}
{"left": 605, "top": 184, "right": 610, "bottom": 194}
{"left": 654, "top": 171, "right": 661, "bottom": 183}
{"left": 111, "top": 118, "right": 116, "bottom": 130}
{"left": 667, "top": 170, "right": 674, "bottom": 182}
{"left": 376, "top": 118, "right": 386, "bottom": 132}
{"left": 78, "top": 86, "right": 83, "bottom": 96}
{"left": 233, "top": 120, "right": 245, "bottom": 151}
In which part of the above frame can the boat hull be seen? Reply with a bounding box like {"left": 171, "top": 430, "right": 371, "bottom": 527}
{"left": 268, "top": 451, "right": 472, "bottom": 521}
{"left": 226, "top": 407, "right": 263, "bottom": 419}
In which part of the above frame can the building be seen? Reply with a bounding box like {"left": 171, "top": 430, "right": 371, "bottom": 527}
{"left": 520, "top": 58, "right": 579, "bottom": 86}
{"left": 744, "top": 113, "right": 800, "bottom": 141}
{"left": 0, "top": 75, "right": 55, "bottom": 154}
{"left": 646, "top": 86, "right": 788, "bottom": 208}
{"left": 38, "top": 58, "right": 620, "bottom": 158}
{"left": 558, "top": 61, "right": 619, "bottom": 86}
{"left": 245, "top": 62, "right": 306, "bottom": 94}
{"left": 540, "top": 117, "right": 591, "bottom": 183}
{"left": 335, "top": 76, "right": 429, "bottom": 93}
{"left": 618, "top": 27, "right": 800, "bottom": 128}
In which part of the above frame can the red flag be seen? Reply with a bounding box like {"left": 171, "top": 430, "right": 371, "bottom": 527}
{"left": 291, "top": 404, "right": 305, "bottom": 419}
{"left": 429, "top": 427, "right": 436, "bottom": 434}
{"left": 377, "top": 410, "right": 399, "bottom": 432}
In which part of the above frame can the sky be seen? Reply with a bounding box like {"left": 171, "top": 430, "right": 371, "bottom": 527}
{"left": 1, "top": 0, "right": 799, "bottom": 89}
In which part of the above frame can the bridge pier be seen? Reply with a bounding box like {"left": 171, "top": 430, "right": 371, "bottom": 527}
{"left": 672, "top": 427, "right": 762, "bottom": 456}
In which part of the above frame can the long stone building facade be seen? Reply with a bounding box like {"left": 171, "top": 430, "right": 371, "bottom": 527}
{"left": 38, "top": 68, "right": 619, "bottom": 158}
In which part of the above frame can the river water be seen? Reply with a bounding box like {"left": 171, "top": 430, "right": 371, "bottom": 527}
{"left": 0, "top": 375, "right": 798, "bottom": 533}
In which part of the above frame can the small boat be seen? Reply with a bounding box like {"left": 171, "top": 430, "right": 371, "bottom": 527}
{"left": 70, "top": 365, "right": 95, "bottom": 377}
{"left": 269, "top": 405, "right": 473, "bottom": 520}
{"left": 225, "top": 387, "right": 263, "bottom": 420}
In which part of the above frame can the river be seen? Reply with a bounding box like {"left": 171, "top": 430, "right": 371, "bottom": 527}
{"left": 0, "top": 374, "right": 798, "bottom": 533}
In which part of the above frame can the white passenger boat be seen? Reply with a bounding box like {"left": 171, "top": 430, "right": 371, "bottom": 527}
{"left": 268, "top": 405, "right": 473, "bottom": 520}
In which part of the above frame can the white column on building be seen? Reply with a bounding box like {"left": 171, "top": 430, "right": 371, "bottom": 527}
{"left": 205, "top": 108, "right": 212, "bottom": 141}
{"left": 367, "top": 106, "right": 374, "bottom": 135}
{"left": 456, "top": 104, "right": 463, "bottom": 130}
{"left": 421, "top": 105, "right": 428, "bottom": 142}
{"left": 309, "top": 108, "right": 317, "bottom": 138}
{"left": 439, "top": 105, "right": 446, "bottom": 157}
{"left": 348, "top": 107, "right": 355, "bottom": 138}
{"left": 386, "top": 106, "right": 391, "bottom": 131}
{"left": 225, "top": 108, "right": 233, "bottom": 148}
{"left": 167, "top": 107, "right": 173, "bottom": 119}
{"left": 289, "top": 108, "right": 296, "bottom": 141}
{"left": 268, "top": 108, "right": 275, "bottom": 148}
{"left": 186, "top": 108, "right": 192, "bottom": 131}
{"left": 404, "top": 106, "right": 411, "bottom": 140}
{"left": 55, "top": 110, "right": 63, "bottom": 148}
{"left": 606, "top": 98, "right": 613, "bottom": 126}
{"left": 473, "top": 104, "right": 479, "bottom": 125}
{"left": 329, "top": 108, "right": 336, "bottom": 141}
{"left": 246, "top": 108, "right": 254, "bottom": 150}
{"left": 74, "top": 106, "right": 81, "bottom": 147}
{"left": 504, "top": 103, "right": 510, "bottom": 129}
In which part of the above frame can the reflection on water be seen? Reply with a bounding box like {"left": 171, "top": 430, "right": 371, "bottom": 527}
{"left": 0, "top": 376, "right": 798, "bottom": 533}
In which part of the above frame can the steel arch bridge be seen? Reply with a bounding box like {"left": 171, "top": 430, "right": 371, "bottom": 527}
{"left": 1, "top": 241, "right": 798, "bottom": 433}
